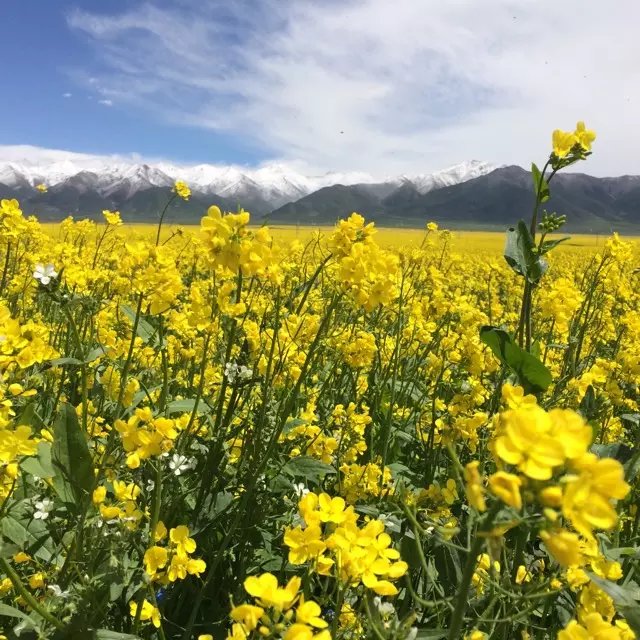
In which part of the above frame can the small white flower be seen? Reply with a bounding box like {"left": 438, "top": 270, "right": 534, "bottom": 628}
{"left": 238, "top": 365, "right": 253, "bottom": 380}
{"left": 378, "top": 513, "right": 392, "bottom": 527}
{"left": 224, "top": 362, "right": 238, "bottom": 383}
{"left": 33, "top": 263, "right": 58, "bottom": 285}
{"left": 406, "top": 627, "right": 418, "bottom": 640}
{"left": 169, "top": 453, "right": 194, "bottom": 476}
{"left": 293, "top": 482, "right": 309, "bottom": 498}
{"left": 48, "top": 584, "right": 70, "bottom": 598}
{"left": 146, "top": 479, "right": 155, "bottom": 492}
{"left": 224, "top": 362, "right": 253, "bottom": 384}
{"left": 377, "top": 513, "right": 401, "bottom": 532}
{"left": 373, "top": 595, "right": 395, "bottom": 617}
{"left": 34, "top": 498, "right": 53, "bottom": 520}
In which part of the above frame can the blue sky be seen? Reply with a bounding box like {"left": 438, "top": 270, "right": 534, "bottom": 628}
{"left": 0, "top": 0, "right": 261, "bottom": 165}
{"left": 1, "top": 0, "right": 638, "bottom": 176}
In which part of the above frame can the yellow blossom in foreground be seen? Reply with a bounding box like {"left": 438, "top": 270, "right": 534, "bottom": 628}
{"left": 561, "top": 453, "right": 630, "bottom": 539}
{"left": 230, "top": 604, "right": 264, "bottom": 631}
{"left": 488, "top": 471, "right": 522, "bottom": 510}
{"left": 464, "top": 461, "right": 486, "bottom": 512}
{"left": 129, "top": 599, "right": 161, "bottom": 628}
{"left": 173, "top": 180, "right": 191, "bottom": 200}
{"left": 103, "top": 209, "right": 122, "bottom": 226}
{"left": 540, "top": 529, "right": 583, "bottom": 567}
{"left": 244, "top": 573, "right": 301, "bottom": 610}
{"left": 493, "top": 406, "right": 591, "bottom": 480}
{"left": 574, "top": 121, "right": 596, "bottom": 152}
{"left": 552, "top": 129, "right": 578, "bottom": 159}
{"left": 558, "top": 612, "right": 624, "bottom": 640}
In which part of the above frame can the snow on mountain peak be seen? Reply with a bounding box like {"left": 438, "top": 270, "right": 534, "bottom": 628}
{"left": 404, "top": 160, "right": 496, "bottom": 194}
{"left": 0, "top": 154, "right": 494, "bottom": 208}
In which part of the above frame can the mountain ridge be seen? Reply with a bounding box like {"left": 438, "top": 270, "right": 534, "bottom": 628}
{"left": 269, "top": 166, "right": 640, "bottom": 232}
{"left": 0, "top": 158, "right": 494, "bottom": 208}
{"left": 0, "top": 159, "right": 638, "bottom": 231}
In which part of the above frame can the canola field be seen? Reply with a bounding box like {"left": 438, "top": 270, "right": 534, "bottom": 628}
{"left": 1, "top": 123, "right": 639, "bottom": 640}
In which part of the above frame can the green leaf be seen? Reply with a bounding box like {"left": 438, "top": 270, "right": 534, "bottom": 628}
{"left": 587, "top": 574, "right": 640, "bottom": 635}
{"left": 540, "top": 237, "right": 570, "bottom": 255}
{"left": 579, "top": 385, "right": 597, "bottom": 419}
{"left": 94, "top": 631, "right": 142, "bottom": 639}
{"left": 531, "top": 162, "right": 550, "bottom": 202}
{"left": 20, "top": 441, "right": 56, "bottom": 479}
{"left": 504, "top": 220, "right": 548, "bottom": 283}
{"left": 51, "top": 403, "right": 94, "bottom": 506}
{"left": 625, "top": 452, "right": 640, "bottom": 482}
{"left": 0, "top": 540, "right": 20, "bottom": 559}
{"left": 197, "top": 491, "right": 234, "bottom": 530}
{"left": 85, "top": 346, "right": 106, "bottom": 362}
{"left": 48, "top": 357, "right": 85, "bottom": 367}
{"left": 1, "top": 502, "right": 55, "bottom": 561}
{"left": 282, "top": 418, "right": 307, "bottom": 435}
{"left": 414, "top": 631, "right": 448, "bottom": 640}
{"left": 282, "top": 456, "right": 336, "bottom": 482}
{"left": 48, "top": 348, "right": 103, "bottom": 367}
{"left": 605, "top": 547, "right": 640, "bottom": 560}
{"left": 0, "top": 603, "right": 39, "bottom": 629}
{"left": 121, "top": 305, "right": 161, "bottom": 346}
{"left": 479, "top": 326, "right": 552, "bottom": 393}
{"left": 17, "top": 402, "right": 47, "bottom": 431}
{"left": 591, "top": 442, "right": 633, "bottom": 464}
{"left": 166, "top": 398, "right": 208, "bottom": 415}
{"left": 621, "top": 413, "right": 640, "bottom": 426}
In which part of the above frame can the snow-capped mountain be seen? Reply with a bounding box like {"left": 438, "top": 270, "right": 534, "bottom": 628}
{"left": 0, "top": 155, "right": 494, "bottom": 211}
{"left": 402, "top": 160, "right": 496, "bottom": 194}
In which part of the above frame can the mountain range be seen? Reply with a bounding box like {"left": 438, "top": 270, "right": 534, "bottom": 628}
{"left": 0, "top": 157, "right": 639, "bottom": 231}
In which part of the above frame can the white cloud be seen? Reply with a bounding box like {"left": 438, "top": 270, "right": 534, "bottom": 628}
{"left": 0, "top": 144, "right": 151, "bottom": 166}
{"left": 98, "top": 99, "right": 113, "bottom": 106}
{"left": 63, "top": 92, "right": 72, "bottom": 98}
{"left": 66, "top": 0, "right": 640, "bottom": 176}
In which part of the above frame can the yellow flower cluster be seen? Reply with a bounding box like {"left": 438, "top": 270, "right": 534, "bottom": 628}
{"left": 284, "top": 492, "right": 407, "bottom": 596}
{"left": 229, "top": 573, "right": 330, "bottom": 640}
{"left": 173, "top": 180, "right": 191, "bottom": 201}
{"left": 552, "top": 121, "right": 596, "bottom": 159}
{"left": 487, "top": 385, "right": 630, "bottom": 552}
{"left": 115, "top": 407, "right": 184, "bottom": 468}
{"left": 339, "top": 461, "right": 394, "bottom": 502}
{"left": 93, "top": 480, "right": 144, "bottom": 529}
{"left": 337, "top": 329, "right": 377, "bottom": 368}
{"left": 0, "top": 302, "right": 58, "bottom": 370}
{"left": 200, "top": 206, "right": 273, "bottom": 277}
{"left": 120, "top": 241, "right": 183, "bottom": 314}
{"left": 0, "top": 199, "right": 28, "bottom": 238}
{"left": 558, "top": 612, "right": 635, "bottom": 640}
{"left": 143, "top": 524, "right": 206, "bottom": 584}
{"left": 328, "top": 213, "right": 399, "bottom": 310}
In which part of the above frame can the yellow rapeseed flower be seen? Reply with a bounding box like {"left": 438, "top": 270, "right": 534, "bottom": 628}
{"left": 173, "top": 180, "right": 191, "bottom": 201}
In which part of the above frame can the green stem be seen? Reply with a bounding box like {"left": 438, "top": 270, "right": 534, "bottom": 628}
{"left": 517, "top": 161, "right": 558, "bottom": 350}
{"left": 116, "top": 292, "right": 144, "bottom": 413}
{"left": 149, "top": 462, "right": 163, "bottom": 543}
{"left": 447, "top": 504, "right": 500, "bottom": 640}
{"left": 148, "top": 587, "right": 168, "bottom": 640}
{"left": 0, "top": 557, "right": 66, "bottom": 631}
{"left": 155, "top": 194, "right": 178, "bottom": 246}
{"left": 363, "top": 594, "right": 387, "bottom": 640}
{"left": 0, "top": 240, "right": 11, "bottom": 294}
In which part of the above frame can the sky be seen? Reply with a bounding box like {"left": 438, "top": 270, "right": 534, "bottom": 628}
{"left": 1, "top": 0, "right": 639, "bottom": 177}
